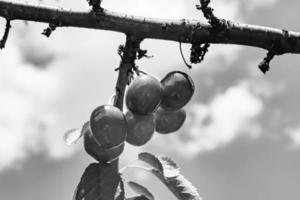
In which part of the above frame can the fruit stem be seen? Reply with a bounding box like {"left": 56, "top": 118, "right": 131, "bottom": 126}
{"left": 112, "top": 35, "right": 143, "bottom": 171}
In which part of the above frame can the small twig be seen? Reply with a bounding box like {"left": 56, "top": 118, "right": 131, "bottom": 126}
{"left": 0, "top": 19, "right": 11, "bottom": 49}
{"left": 179, "top": 42, "right": 192, "bottom": 69}
{"left": 190, "top": 43, "right": 210, "bottom": 64}
{"left": 196, "top": 0, "right": 227, "bottom": 35}
{"left": 258, "top": 51, "right": 275, "bottom": 74}
{"left": 137, "top": 49, "right": 153, "bottom": 59}
{"left": 196, "top": 0, "right": 218, "bottom": 25}
{"left": 87, "top": 0, "right": 103, "bottom": 12}
{"left": 117, "top": 45, "right": 125, "bottom": 58}
{"left": 42, "top": 22, "right": 57, "bottom": 37}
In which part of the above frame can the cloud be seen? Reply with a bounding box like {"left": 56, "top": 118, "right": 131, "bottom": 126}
{"left": 242, "top": 0, "right": 278, "bottom": 12}
{"left": 0, "top": 41, "right": 78, "bottom": 171}
{"left": 103, "top": 0, "right": 187, "bottom": 19}
{"left": 152, "top": 82, "right": 263, "bottom": 158}
{"left": 285, "top": 126, "right": 300, "bottom": 149}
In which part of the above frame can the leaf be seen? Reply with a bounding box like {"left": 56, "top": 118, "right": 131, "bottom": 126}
{"left": 127, "top": 181, "right": 154, "bottom": 200}
{"left": 74, "top": 163, "right": 121, "bottom": 200}
{"left": 138, "top": 152, "right": 163, "bottom": 172}
{"left": 64, "top": 121, "right": 90, "bottom": 146}
{"left": 127, "top": 195, "right": 150, "bottom": 200}
{"left": 138, "top": 152, "right": 202, "bottom": 200}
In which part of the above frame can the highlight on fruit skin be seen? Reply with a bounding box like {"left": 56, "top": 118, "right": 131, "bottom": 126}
{"left": 90, "top": 105, "right": 127, "bottom": 148}
{"left": 125, "top": 111, "right": 155, "bottom": 146}
{"left": 125, "top": 74, "right": 162, "bottom": 115}
{"left": 84, "top": 127, "right": 125, "bottom": 163}
{"left": 160, "top": 71, "right": 194, "bottom": 111}
{"left": 154, "top": 106, "right": 186, "bottom": 134}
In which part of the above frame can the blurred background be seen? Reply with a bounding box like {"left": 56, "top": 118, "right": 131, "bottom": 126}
{"left": 0, "top": 0, "right": 300, "bottom": 199}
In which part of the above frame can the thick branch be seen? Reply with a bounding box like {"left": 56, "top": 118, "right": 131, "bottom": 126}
{"left": 1, "top": 0, "right": 300, "bottom": 54}
{"left": 114, "top": 35, "right": 141, "bottom": 110}
{"left": 111, "top": 35, "right": 141, "bottom": 171}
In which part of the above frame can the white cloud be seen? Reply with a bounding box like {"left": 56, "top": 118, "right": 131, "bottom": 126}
{"left": 243, "top": 0, "right": 278, "bottom": 12}
{"left": 152, "top": 83, "right": 263, "bottom": 157}
{"left": 0, "top": 42, "right": 78, "bottom": 171}
{"left": 103, "top": 0, "right": 187, "bottom": 19}
{"left": 286, "top": 126, "right": 300, "bottom": 149}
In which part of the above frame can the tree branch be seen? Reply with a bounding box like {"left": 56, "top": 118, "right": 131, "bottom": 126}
{"left": 0, "top": 0, "right": 300, "bottom": 55}
{"left": 111, "top": 35, "right": 142, "bottom": 172}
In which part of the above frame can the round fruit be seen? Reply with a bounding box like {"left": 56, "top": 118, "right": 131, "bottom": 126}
{"left": 125, "top": 111, "right": 155, "bottom": 146}
{"left": 160, "top": 71, "right": 194, "bottom": 111}
{"left": 125, "top": 74, "right": 162, "bottom": 115}
{"left": 90, "top": 105, "right": 127, "bottom": 148}
{"left": 154, "top": 107, "right": 186, "bottom": 134}
{"left": 84, "top": 128, "right": 125, "bottom": 163}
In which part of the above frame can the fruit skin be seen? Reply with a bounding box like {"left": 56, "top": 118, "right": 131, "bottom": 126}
{"left": 125, "top": 74, "right": 162, "bottom": 115}
{"left": 125, "top": 111, "right": 155, "bottom": 146}
{"left": 160, "top": 71, "right": 194, "bottom": 111}
{"left": 90, "top": 105, "right": 127, "bottom": 148}
{"left": 154, "top": 107, "right": 186, "bottom": 134}
{"left": 84, "top": 127, "right": 125, "bottom": 163}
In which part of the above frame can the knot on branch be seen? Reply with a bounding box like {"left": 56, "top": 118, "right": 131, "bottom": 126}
{"left": 137, "top": 49, "right": 153, "bottom": 59}
{"left": 196, "top": 0, "right": 228, "bottom": 35}
{"left": 42, "top": 20, "right": 59, "bottom": 37}
{"left": 258, "top": 51, "right": 274, "bottom": 74}
{"left": 258, "top": 37, "right": 289, "bottom": 74}
{"left": 178, "top": 42, "right": 210, "bottom": 69}
{"left": 0, "top": 19, "right": 11, "bottom": 49}
{"left": 190, "top": 43, "right": 210, "bottom": 64}
{"left": 87, "top": 0, "right": 103, "bottom": 13}
{"left": 117, "top": 38, "right": 150, "bottom": 61}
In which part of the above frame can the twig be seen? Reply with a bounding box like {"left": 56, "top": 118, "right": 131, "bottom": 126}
{"left": 190, "top": 43, "right": 210, "bottom": 64}
{"left": 87, "top": 0, "right": 103, "bottom": 12}
{"left": 42, "top": 22, "right": 57, "bottom": 37}
{"left": 0, "top": 19, "right": 11, "bottom": 49}
{"left": 258, "top": 51, "right": 275, "bottom": 74}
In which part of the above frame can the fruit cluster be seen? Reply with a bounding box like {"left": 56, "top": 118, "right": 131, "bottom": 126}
{"left": 83, "top": 71, "right": 194, "bottom": 163}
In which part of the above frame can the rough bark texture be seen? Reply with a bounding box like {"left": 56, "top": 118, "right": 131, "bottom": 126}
{"left": 1, "top": 0, "right": 300, "bottom": 54}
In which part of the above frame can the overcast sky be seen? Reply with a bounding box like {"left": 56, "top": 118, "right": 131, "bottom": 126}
{"left": 0, "top": 0, "right": 300, "bottom": 200}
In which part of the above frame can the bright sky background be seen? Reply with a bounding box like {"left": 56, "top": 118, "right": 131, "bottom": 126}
{"left": 0, "top": 0, "right": 300, "bottom": 200}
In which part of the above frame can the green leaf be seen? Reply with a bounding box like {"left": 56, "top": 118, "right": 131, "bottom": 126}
{"left": 127, "top": 181, "right": 154, "bottom": 200}
{"left": 74, "top": 163, "right": 121, "bottom": 200}
{"left": 138, "top": 152, "right": 202, "bottom": 200}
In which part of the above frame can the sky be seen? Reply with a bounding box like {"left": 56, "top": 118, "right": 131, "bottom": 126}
{"left": 0, "top": 0, "right": 300, "bottom": 200}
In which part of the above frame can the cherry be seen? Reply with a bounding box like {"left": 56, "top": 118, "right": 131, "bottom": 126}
{"left": 154, "top": 106, "right": 186, "bottom": 134}
{"left": 84, "top": 127, "right": 124, "bottom": 163}
{"left": 160, "top": 71, "right": 194, "bottom": 111}
{"left": 125, "top": 111, "right": 155, "bottom": 146}
{"left": 126, "top": 74, "right": 162, "bottom": 115}
{"left": 90, "top": 105, "right": 127, "bottom": 148}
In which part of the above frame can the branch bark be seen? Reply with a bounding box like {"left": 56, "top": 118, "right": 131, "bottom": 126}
{"left": 1, "top": 0, "right": 300, "bottom": 54}
{"left": 111, "top": 35, "right": 142, "bottom": 172}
